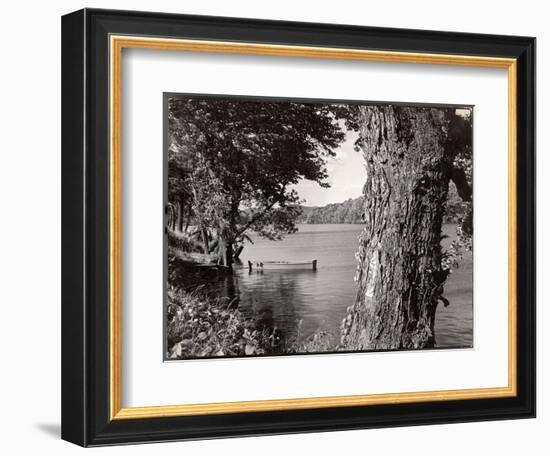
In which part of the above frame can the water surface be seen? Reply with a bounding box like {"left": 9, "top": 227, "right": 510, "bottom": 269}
{"left": 181, "top": 224, "right": 473, "bottom": 349}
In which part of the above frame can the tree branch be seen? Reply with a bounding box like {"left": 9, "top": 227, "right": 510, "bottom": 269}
{"left": 236, "top": 201, "right": 278, "bottom": 238}
{"left": 450, "top": 167, "right": 472, "bottom": 202}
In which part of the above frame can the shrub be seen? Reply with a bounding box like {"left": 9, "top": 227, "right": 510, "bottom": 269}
{"left": 166, "top": 287, "right": 280, "bottom": 359}
{"left": 282, "top": 319, "right": 338, "bottom": 354}
{"left": 167, "top": 229, "right": 194, "bottom": 253}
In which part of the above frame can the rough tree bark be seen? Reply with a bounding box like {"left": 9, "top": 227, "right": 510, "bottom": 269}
{"left": 341, "top": 106, "right": 455, "bottom": 350}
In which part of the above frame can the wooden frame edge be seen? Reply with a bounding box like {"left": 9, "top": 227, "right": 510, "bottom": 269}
{"left": 112, "top": 386, "right": 516, "bottom": 420}
{"left": 110, "top": 36, "right": 123, "bottom": 420}
{"left": 508, "top": 61, "right": 518, "bottom": 396}
{"left": 109, "top": 35, "right": 518, "bottom": 420}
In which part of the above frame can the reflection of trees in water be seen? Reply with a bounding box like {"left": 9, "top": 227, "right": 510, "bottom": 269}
{"left": 169, "top": 256, "right": 317, "bottom": 351}
{"left": 169, "top": 257, "right": 236, "bottom": 299}
{"left": 235, "top": 270, "right": 313, "bottom": 347}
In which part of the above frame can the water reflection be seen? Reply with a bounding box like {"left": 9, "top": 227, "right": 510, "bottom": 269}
{"left": 236, "top": 269, "right": 315, "bottom": 340}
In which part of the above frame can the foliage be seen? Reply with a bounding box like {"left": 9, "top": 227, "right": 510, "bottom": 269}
{"left": 290, "top": 329, "right": 336, "bottom": 353}
{"left": 446, "top": 109, "right": 473, "bottom": 243}
{"left": 443, "top": 183, "right": 470, "bottom": 224}
{"left": 167, "top": 229, "right": 194, "bottom": 253}
{"left": 167, "top": 97, "right": 346, "bottom": 265}
{"left": 166, "top": 287, "right": 340, "bottom": 359}
{"left": 275, "top": 319, "right": 338, "bottom": 353}
{"left": 441, "top": 111, "right": 473, "bottom": 278}
{"left": 166, "top": 287, "right": 281, "bottom": 359}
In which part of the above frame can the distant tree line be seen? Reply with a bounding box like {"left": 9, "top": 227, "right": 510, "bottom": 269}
{"left": 296, "top": 182, "right": 468, "bottom": 225}
{"left": 296, "top": 197, "right": 365, "bottom": 224}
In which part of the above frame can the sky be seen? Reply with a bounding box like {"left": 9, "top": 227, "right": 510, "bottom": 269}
{"left": 291, "top": 130, "right": 366, "bottom": 207}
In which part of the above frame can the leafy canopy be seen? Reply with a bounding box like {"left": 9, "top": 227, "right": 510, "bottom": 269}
{"left": 167, "top": 97, "right": 345, "bottom": 244}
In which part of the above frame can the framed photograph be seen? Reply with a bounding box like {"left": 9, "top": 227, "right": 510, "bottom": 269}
{"left": 163, "top": 93, "right": 476, "bottom": 361}
{"left": 62, "top": 8, "right": 535, "bottom": 446}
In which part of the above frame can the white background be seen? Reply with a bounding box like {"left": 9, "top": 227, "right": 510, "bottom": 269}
{"left": 0, "top": 0, "right": 546, "bottom": 454}
{"left": 123, "top": 50, "right": 508, "bottom": 407}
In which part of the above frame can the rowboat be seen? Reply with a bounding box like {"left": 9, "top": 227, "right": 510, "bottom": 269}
{"left": 247, "top": 260, "right": 317, "bottom": 271}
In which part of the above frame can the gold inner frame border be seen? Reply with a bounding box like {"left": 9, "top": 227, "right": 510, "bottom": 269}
{"left": 109, "top": 35, "right": 517, "bottom": 420}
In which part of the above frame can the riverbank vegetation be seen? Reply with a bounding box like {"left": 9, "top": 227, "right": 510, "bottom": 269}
{"left": 166, "top": 287, "right": 281, "bottom": 359}
{"left": 166, "top": 285, "right": 339, "bottom": 359}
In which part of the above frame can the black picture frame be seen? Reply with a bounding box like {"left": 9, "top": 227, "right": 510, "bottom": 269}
{"left": 62, "top": 8, "right": 535, "bottom": 447}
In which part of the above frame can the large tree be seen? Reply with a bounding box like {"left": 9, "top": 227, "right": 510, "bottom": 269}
{"left": 340, "top": 105, "right": 472, "bottom": 350}
{"left": 167, "top": 98, "right": 345, "bottom": 267}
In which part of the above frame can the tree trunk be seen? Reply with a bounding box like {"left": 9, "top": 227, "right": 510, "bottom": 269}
{"left": 341, "top": 106, "right": 453, "bottom": 350}
{"left": 167, "top": 203, "right": 176, "bottom": 230}
{"left": 233, "top": 245, "right": 244, "bottom": 260}
{"left": 200, "top": 227, "right": 210, "bottom": 254}
{"left": 217, "top": 236, "right": 234, "bottom": 268}
{"left": 177, "top": 198, "right": 185, "bottom": 232}
{"left": 171, "top": 206, "right": 177, "bottom": 230}
{"left": 184, "top": 205, "right": 191, "bottom": 233}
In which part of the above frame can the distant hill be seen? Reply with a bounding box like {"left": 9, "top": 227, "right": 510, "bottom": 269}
{"left": 297, "top": 197, "right": 365, "bottom": 224}
{"left": 297, "top": 183, "right": 467, "bottom": 224}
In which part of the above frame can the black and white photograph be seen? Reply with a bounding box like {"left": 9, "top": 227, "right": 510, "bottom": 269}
{"left": 165, "top": 94, "right": 473, "bottom": 360}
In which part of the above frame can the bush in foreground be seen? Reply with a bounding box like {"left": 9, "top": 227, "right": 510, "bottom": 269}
{"left": 167, "top": 287, "right": 342, "bottom": 359}
{"left": 166, "top": 287, "right": 280, "bottom": 359}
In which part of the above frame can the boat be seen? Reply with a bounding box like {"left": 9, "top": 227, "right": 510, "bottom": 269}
{"left": 247, "top": 260, "right": 317, "bottom": 271}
